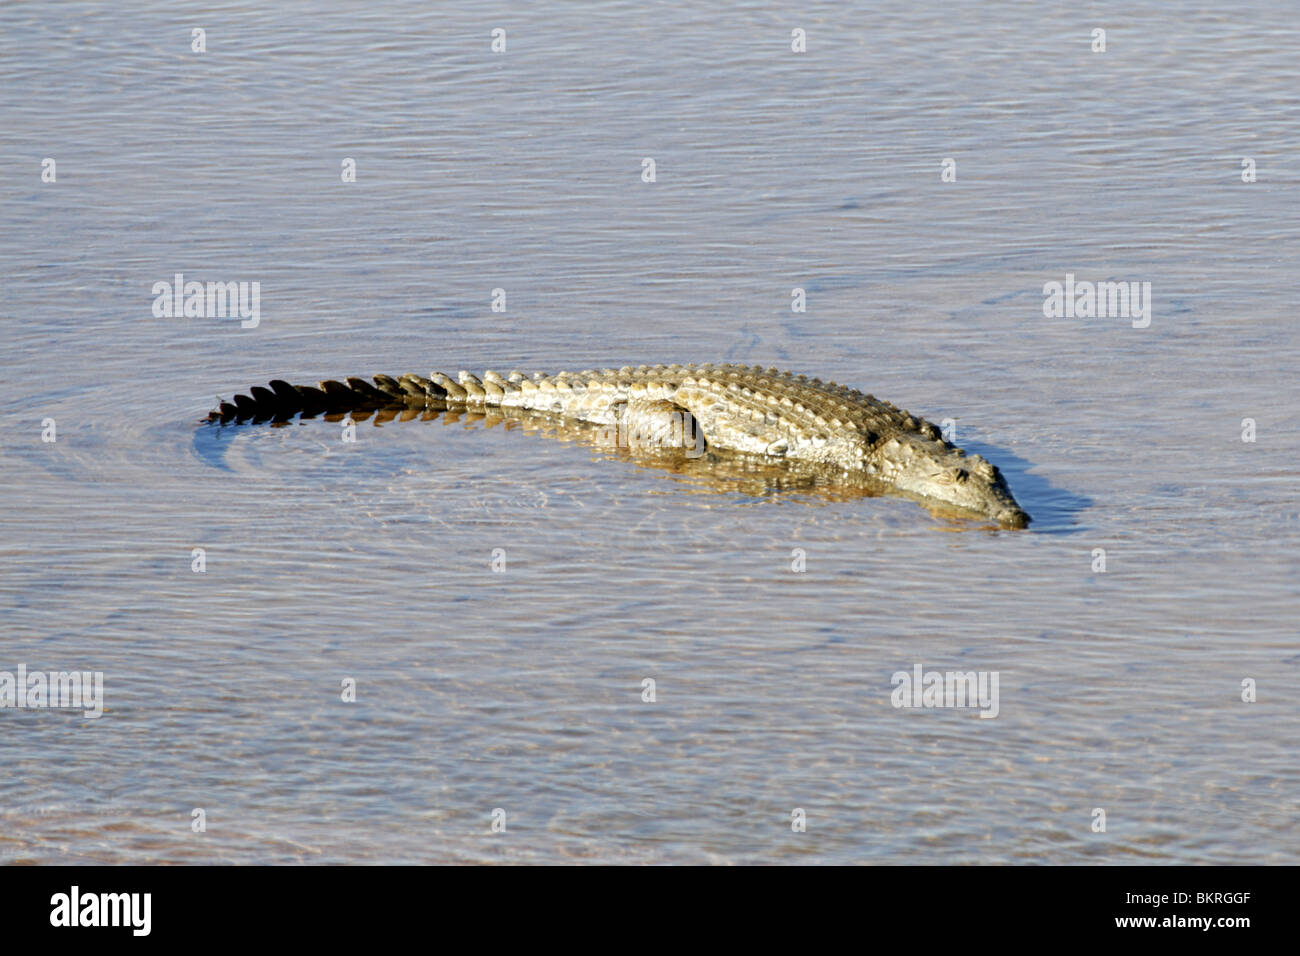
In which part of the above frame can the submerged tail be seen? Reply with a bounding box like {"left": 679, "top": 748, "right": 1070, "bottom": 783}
{"left": 207, "top": 373, "right": 454, "bottom": 423}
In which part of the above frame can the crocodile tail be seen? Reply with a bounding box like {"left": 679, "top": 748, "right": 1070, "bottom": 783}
{"left": 206, "top": 373, "right": 450, "bottom": 423}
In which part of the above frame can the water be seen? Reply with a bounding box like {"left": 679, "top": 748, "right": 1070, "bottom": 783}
{"left": 1, "top": 1, "right": 1296, "bottom": 863}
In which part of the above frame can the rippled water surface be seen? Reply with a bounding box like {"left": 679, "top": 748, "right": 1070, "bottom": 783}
{"left": 1, "top": 1, "right": 1296, "bottom": 864}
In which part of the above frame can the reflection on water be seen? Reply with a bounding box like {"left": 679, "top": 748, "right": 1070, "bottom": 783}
{"left": 0, "top": 0, "right": 1297, "bottom": 864}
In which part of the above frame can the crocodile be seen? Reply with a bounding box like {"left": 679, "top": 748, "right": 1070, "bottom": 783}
{"left": 206, "top": 363, "right": 1031, "bottom": 528}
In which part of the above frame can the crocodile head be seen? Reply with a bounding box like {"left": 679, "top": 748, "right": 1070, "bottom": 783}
{"left": 869, "top": 436, "right": 1031, "bottom": 528}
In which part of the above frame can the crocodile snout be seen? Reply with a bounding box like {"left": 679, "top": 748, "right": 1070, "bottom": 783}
{"left": 997, "top": 507, "right": 1031, "bottom": 529}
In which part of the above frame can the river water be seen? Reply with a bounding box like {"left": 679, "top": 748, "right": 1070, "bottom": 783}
{"left": 1, "top": 1, "right": 1296, "bottom": 863}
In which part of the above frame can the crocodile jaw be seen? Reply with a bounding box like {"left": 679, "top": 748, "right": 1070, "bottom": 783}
{"left": 869, "top": 435, "right": 1030, "bottom": 528}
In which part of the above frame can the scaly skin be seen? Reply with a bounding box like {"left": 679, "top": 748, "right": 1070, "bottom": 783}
{"left": 207, "top": 363, "right": 1030, "bottom": 528}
